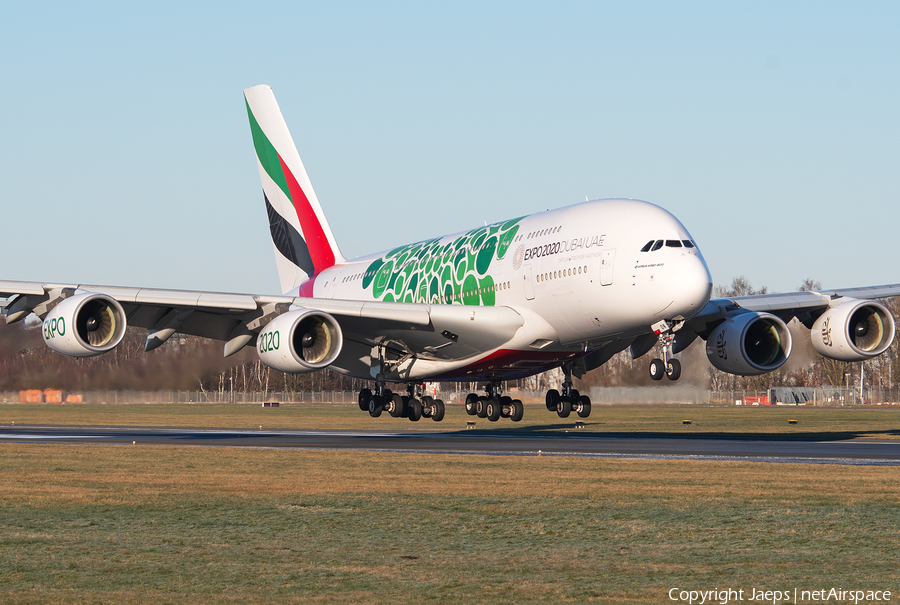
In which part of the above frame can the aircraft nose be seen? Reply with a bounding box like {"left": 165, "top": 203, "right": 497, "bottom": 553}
{"left": 667, "top": 252, "right": 713, "bottom": 319}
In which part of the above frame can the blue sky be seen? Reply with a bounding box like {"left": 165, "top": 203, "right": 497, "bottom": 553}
{"left": 2, "top": 2, "right": 898, "bottom": 294}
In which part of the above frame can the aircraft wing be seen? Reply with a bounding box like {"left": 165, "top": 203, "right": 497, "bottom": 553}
{"left": 0, "top": 280, "right": 524, "bottom": 362}
{"left": 678, "top": 283, "right": 900, "bottom": 347}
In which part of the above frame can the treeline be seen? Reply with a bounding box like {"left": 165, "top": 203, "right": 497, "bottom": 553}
{"left": 1, "top": 277, "right": 897, "bottom": 393}
{"left": 0, "top": 321, "right": 368, "bottom": 393}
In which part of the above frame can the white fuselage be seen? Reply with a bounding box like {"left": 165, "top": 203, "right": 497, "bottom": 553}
{"left": 291, "top": 199, "right": 713, "bottom": 382}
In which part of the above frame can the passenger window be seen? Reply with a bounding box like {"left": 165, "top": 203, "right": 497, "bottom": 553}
{"left": 641, "top": 240, "right": 654, "bottom": 252}
{"left": 651, "top": 240, "right": 664, "bottom": 251}
{"left": 666, "top": 240, "right": 682, "bottom": 248}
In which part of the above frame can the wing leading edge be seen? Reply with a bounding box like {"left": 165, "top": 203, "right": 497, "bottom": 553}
{"left": 0, "top": 280, "right": 525, "bottom": 371}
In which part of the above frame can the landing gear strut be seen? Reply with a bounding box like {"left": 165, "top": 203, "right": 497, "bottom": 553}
{"left": 545, "top": 363, "right": 591, "bottom": 419}
{"left": 465, "top": 382, "right": 523, "bottom": 422}
{"left": 649, "top": 321, "right": 682, "bottom": 381}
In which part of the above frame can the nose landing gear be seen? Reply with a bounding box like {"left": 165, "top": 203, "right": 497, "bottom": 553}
{"left": 649, "top": 321, "right": 682, "bottom": 381}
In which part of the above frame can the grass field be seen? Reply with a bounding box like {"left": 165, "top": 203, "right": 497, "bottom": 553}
{"left": 2, "top": 401, "right": 900, "bottom": 439}
{"left": 2, "top": 404, "right": 900, "bottom": 604}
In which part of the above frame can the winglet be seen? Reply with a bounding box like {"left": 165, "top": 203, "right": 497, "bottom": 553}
{"left": 244, "top": 84, "right": 344, "bottom": 294}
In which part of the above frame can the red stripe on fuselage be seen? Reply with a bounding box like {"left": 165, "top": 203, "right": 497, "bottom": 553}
{"left": 296, "top": 273, "right": 317, "bottom": 297}
{"left": 279, "top": 155, "right": 336, "bottom": 272}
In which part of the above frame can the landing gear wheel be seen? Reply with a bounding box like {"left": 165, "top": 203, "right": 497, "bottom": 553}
{"left": 546, "top": 389, "right": 560, "bottom": 412}
{"left": 430, "top": 399, "right": 445, "bottom": 422}
{"left": 407, "top": 398, "right": 423, "bottom": 422}
{"left": 389, "top": 393, "right": 405, "bottom": 417}
{"left": 666, "top": 359, "right": 682, "bottom": 381}
{"left": 486, "top": 399, "right": 502, "bottom": 422}
{"left": 649, "top": 358, "right": 665, "bottom": 381}
{"left": 510, "top": 399, "right": 524, "bottom": 422}
{"left": 476, "top": 397, "right": 488, "bottom": 419}
{"left": 556, "top": 397, "right": 572, "bottom": 418}
{"left": 368, "top": 395, "right": 383, "bottom": 417}
{"left": 421, "top": 395, "right": 434, "bottom": 418}
{"left": 575, "top": 396, "right": 592, "bottom": 419}
{"left": 358, "top": 388, "right": 371, "bottom": 412}
{"left": 499, "top": 396, "right": 512, "bottom": 418}
{"left": 465, "top": 393, "right": 478, "bottom": 416}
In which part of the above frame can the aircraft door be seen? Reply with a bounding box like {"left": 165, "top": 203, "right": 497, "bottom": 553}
{"left": 600, "top": 249, "right": 616, "bottom": 286}
{"left": 323, "top": 277, "right": 338, "bottom": 299}
{"left": 523, "top": 264, "right": 535, "bottom": 300}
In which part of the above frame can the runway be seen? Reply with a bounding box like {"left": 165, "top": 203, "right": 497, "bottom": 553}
{"left": 2, "top": 425, "right": 899, "bottom": 465}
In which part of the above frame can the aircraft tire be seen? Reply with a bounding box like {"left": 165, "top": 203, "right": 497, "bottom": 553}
{"left": 358, "top": 388, "right": 371, "bottom": 412}
{"left": 666, "top": 359, "right": 682, "bottom": 381}
{"left": 576, "top": 396, "right": 591, "bottom": 419}
{"left": 486, "top": 399, "right": 502, "bottom": 422}
{"left": 476, "top": 397, "right": 488, "bottom": 418}
{"left": 556, "top": 397, "right": 572, "bottom": 418}
{"left": 431, "top": 399, "right": 445, "bottom": 422}
{"left": 421, "top": 395, "right": 434, "bottom": 417}
{"left": 368, "top": 395, "right": 383, "bottom": 418}
{"left": 389, "top": 393, "right": 405, "bottom": 417}
{"left": 500, "top": 396, "right": 512, "bottom": 418}
{"left": 649, "top": 358, "right": 665, "bottom": 381}
{"left": 510, "top": 399, "right": 524, "bottom": 422}
{"left": 546, "top": 389, "right": 560, "bottom": 412}
{"left": 408, "top": 398, "right": 423, "bottom": 422}
{"left": 465, "top": 393, "right": 478, "bottom": 415}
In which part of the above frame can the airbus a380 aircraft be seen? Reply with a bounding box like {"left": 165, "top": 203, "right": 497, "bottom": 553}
{"left": 2, "top": 85, "right": 899, "bottom": 423}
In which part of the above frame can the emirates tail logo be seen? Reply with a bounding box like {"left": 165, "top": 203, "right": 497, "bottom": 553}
{"left": 821, "top": 317, "right": 833, "bottom": 347}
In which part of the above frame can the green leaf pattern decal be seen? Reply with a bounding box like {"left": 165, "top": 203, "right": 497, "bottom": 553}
{"left": 363, "top": 218, "right": 523, "bottom": 306}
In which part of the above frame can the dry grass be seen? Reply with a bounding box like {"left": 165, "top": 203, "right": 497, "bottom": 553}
{"left": 2, "top": 444, "right": 899, "bottom": 604}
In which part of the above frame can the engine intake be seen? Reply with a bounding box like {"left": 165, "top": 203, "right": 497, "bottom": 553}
{"left": 706, "top": 311, "right": 792, "bottom": 376}
{"left": 42, "top": 292, "right": 127, "bottom": 357}
{"left": 256, "top": 309, "right": 342, "bottom": 374}
{"left": 812, "top": 299, "right": 895, "bottom": 361}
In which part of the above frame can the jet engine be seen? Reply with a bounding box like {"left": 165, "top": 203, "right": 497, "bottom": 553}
{"left": 706, "top": 311, "right": 792, "bottom": 376}
{"left": 811, "top": 298, "right": 895, "bottom": 361}
{"left": 256, "top": 309, "right": 343, "bottom": 374}
{"left": 42, "top": 293, "right": 127, "bottom": 357}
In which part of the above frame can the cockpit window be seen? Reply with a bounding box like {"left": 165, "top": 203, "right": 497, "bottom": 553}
{"left": 651, "top": 240, "right": 664, "bottom": 251}
{"left": 640, "top": 240, "right": 654, "bottom": 252}
{"left": 665, "top": 240, "right": 682, "bottom": 248}
{"left": 682, "top": 240, "right": 695, "bottom": 248}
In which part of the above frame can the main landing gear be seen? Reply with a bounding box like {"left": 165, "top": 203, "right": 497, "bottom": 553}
{"left": 463, "top": 382, "right": 524, "bottom": 422}
{"left": 544, "top": 362, "right": 591, "bottom": 419}
{"left": 358, "top": 380, "right": 445, "bottom": 422}
{"left": 648, "top": 321, "right": 682, "bottom": 381}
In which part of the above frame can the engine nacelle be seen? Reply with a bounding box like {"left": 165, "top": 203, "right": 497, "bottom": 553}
{"left": 256, "top": 309, "right": 342, "bottom": 374}
{"left": 42, "top": 293, "right": 127, "bottom": 357}
{"left": 812, "top": 298, "right": 895, "bottom": 361}
{"left": 706, "top": 311, "right": 792, "bottom": 376}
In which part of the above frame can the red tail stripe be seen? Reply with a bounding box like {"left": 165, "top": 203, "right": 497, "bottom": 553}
{"left": 278, "top": 155, "right": 336, "bottom": 272}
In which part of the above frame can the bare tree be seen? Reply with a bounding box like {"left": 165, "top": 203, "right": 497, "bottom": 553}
{"left": 798, "top": 278, "right": 822, "bottom": 292}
